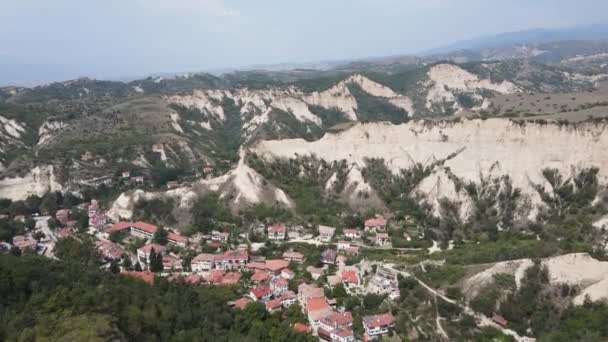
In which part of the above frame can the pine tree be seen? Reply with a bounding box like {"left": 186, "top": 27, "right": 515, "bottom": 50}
{"left": 109, "top": 260, "right": 120, "bottom": 274}
{"left": 134, "top": 262, "right": 142, "bottom": 272}
{"left": 153, "top": 227, "right": 168, "bottom": 245}
{"left": 149, "top": 248, "right": 163, "bottom": 273}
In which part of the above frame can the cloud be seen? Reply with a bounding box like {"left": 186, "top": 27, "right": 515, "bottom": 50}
{"left": 136, "top": 0, "right": 240, "bottom": 17}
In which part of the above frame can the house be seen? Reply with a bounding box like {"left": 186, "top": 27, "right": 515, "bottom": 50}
{"left": 306, "top": 266, "right": 324, "bottom": 280}
{"left": 221, "top": 272, "right": 242, "bottom": 285}
{"left": 88, "top": 200, "right": 100, "bottom": 217}
{"left": 298, "top": 283, "right": 325, "bottom": 307}
{"left": 337, "top": 240, "right": 351, "bottom": 251}
{"left": 321, "top": 249, "right": 337, "bottom": 265}
{"left": 344, "top": 246, "right": 360, "bottom": 256}
{"left": 90, "top": 213, "right": 110, "bottom": 230}
{"left": 374, "top": 233, "right": 390, "bottom": 246}
{"left": 362, "top": 313, "right": 395, "bottom": 340}
{"left": 364, "top": 217, "right": 387, "bottom": 233}
{"left": 250, "top": 285, "right": 272, "bottom": 301}
{"left": 191, "top": 253, "right": 216, "bottom": 272}
{"left": 343, "top": 229, "right": 361, "bottom": 239}
{"left": 341, "top": 270, "right": 360, "bottom": 292}
{"left": 56, "top": 227, "right": 74, "bottom": 239}
{"left": 167, "top": 231, "right": 187, "bottom": 247}
{"left": 492, "top": 314, "right": 508, "bottom": 327}
{"left": 327, "top": 275, "right": 342, "bottom": 288}
{"left": 95, "top": 240, "right": 125, "bottom": 261}
{"left": 247, "top": 259, "right": 289, "bottom": 274}
{"left": 283, "top": 251, "right": 305, "bottom": 263}
{"left": 130, "top": 221, "right": 158, "bottom": 239}
{"left": 318, "top": 225, "right": 336, "bottom": 242}
{"left": 205, "top": 270, "right": 227, "bottom": 284}
{"left": 306, "top": 297, "right": 332, "bottom": 328}
{"left": 266, "top": 299, "right": 283, "bottom": 313}
{"left": 55, "top": 209, "right": 70, "bottom": 226}
{"left": 281, "top": 269, "right": 295, "bottom": 280}
{"left": 12, "top": 236, "right": 37, "bottom": 251}
{"left": 267, "top": 225, "right": 286, "bottom": 241}
{"left": 137, "top": 243, "right": 166, "bottom": 265}
{"left": 130, "top": 176, "right": 145, "bottom": 184}
{"left": 211, "top": 230, "right": 230, "bottom": 242}
{"left": 270, "top": 276, "right": 289, "bottom": 295}
{"left": 294, "top": 322, "right": 312, "bottom": 334}
{"left": 251, "top": 270, "right": 270, "bottom": 283}
{"left": 166, "top": 181, "right": 180, "bottom": 189}
{"left": 121, "top": 171, "right": 131, "bottom": 179}
{"left": 232, "top": 297, "right": 252, "bottom": 310}
{"left": 318, "top": 311, "right": 354, "bottom": 342}
{"left": 278, "top": 290, "right": 297, "bottom": 308}
{"left": 402, "top": 232, "right": 412, "bottom": 241}
{"left": 216, "top": 249, "right": 249, "bottom": 270}
{"left": 162, "top": 254, "right": 183, "bottom": 271}
{"left": 368, "top": 267, "right": 399, "bottom": 297}
{"left": 121, "top": 271, "right": 154, "bottom": 285}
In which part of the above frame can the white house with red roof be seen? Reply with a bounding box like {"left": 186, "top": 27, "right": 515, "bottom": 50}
{"left": 340, "top": 270, "right": 361, "bottom": 293}
{"left": 216, "top": 249, "right": 249, "bottom": 270}
{"left": 306, "top": 297, "right": 332, "bottom": 328}
{"left": 364, "top": 217, "right": 387, "bottom": 233}
{"left": 283, "top": 251, "right": 305, "bottom": 263}
{"left": 318, "top": 225, "right": 336, "bottom": 242}
{"left": 250, "top": 285, "right": 272, "bottom": 302}
{"left": 374, "top": 233, "right": 390, "bottom": 246}
{"left": 343, "top": 229, "right": 361, "bottom": 239}
{"left": 318, "top": 311, "right": 355, "bottom": 342}
{"left": 137, "top": 243, "right": 166, "bottom": 265}
{"left": 270, "top": 276, "right": 289, "bottom": 295}
{"left": 277, "top": 290, "right": 297, "bottom": 308}
{"left": 298, "top": 283, "right": 325, "bottom": 308}
{"left": 267, "top": 225, "right": 286, "bottom": 240}
{"left": 95, "top": 240, "right": 125, "bottom": 261}
{"left": 362, "top": 312, "right": 395, "bottom": 340}
{"left": 265, "top": 298, "right": 283, "bottom": 313}
{"left": 191, "top": 253, "right": 216, "bottom": 272}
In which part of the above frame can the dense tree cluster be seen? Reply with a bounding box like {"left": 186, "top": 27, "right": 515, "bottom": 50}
{"left": 0, "top": 254, "right": 315, "bottom": 342}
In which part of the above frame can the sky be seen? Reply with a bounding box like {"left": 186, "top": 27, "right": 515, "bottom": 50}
{"left": 1, "top": 0, "right": 607, "bottom": 85}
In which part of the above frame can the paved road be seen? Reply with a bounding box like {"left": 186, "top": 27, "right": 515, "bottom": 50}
{"left": 384, "top": 264, "right": 536, "bottom": 342}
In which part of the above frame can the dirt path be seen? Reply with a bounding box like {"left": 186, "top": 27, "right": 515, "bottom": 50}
{"left": 384, "top": 264, "right": 536, "bottom": 342}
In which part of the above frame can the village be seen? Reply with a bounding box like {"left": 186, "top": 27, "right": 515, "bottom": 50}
{"left": 0, "top": 199, "right": 415, "bottom": 342}
{"left": 0, "top": 197, "right": 523, "bottom": 342}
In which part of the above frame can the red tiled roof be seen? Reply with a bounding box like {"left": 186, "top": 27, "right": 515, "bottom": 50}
{"left": 192, "top": 253, "right": 216, "bottom": 263}
{"left": 283, "top": 251, "right": 304, "bottom": 260}
{"left": 278, "top": 290, "right": 296, "bottom": 301}
{"left": 233, "top": 297, "right": 251, "bottom": 310}
{"left": 106, "top": 221, "right": 132, "bottom": 233}
{"left": 264, "top": 259, "right": 289, "bottom": 272}
{"left": 132, "top": 221, "right": 158, "bottom": 234}
{"left": 139, "top": 243, "right": 166, "bottom": 254}
{"left": 341, "top": 270, "right": 358, "bottom": 284}
{"left": 251, "top": 285, "right": 271, "bottom": 299}
{"left": 268, "top": 225, "right": 286, "bottom": 233}
{"left": 293, "top": 322, "right": 312, "bottom": 334}
{"left": 493, "top": 314, "right": 508, "bottom": 327}
{"left": 362, "top": 313, "right": 395, "bottom": 329}
{"left": 184, "top": 274, "right": 201, "bottom": 285}
{"left": 251, "top": 270, "right": 270, "bottom": 282}
{"left": 168, "top": 231, "right": 187, "bottom": 243}
{"left": 365, "top": 217, "right": 386, "bottom": 227}
{"left": 222, "top": 249, "right": 249, "bottom": 261}
{"left": 307, "top": 297, "right": 331, "bottom": 321}
{"left": 376, "top": 233, "right": 389, "bottom": 239}
{"left": 265, "top": 298, "right": 282, "bottom": 311}
{"left": 322, "top": 311, "right": 353, "bottom": 328}
{"left": 221, "top": 272, "right": 242, "bottom": 285}
{"left": 271, "top": 276, "right": 288, "bottom": 288}
{"left": 205, "top": 270, "right": 226, "bottom": 284}
{"left": 121, "top": 271, "right": 154, "bottom": 285}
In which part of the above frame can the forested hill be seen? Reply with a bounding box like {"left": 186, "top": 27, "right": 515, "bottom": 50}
{"left": 0, "top": 254, "right": 315, "bottom": 342}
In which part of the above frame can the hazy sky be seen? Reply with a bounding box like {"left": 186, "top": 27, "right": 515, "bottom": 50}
{"left": 1, "top": 0, "right": 607, "bottom": 85}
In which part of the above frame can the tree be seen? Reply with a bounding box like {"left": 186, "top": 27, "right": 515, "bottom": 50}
{"left": 109, "top": 260, "right": 120, "bottom": 274}
{"left": 149, "top": 249, "right": 163, "bottom": 272}
{"left": 153, "top": 227, "right": 168, "bottom": 245}
{"left": 134, "top": 262, "right": 143, "bottom": 272}
{"left": 122, "top": 255, "right": 133, "bottom": 270}
{"left": 47, "top": 218, "right": 58, "bottom": 230}
{"left": 24, "top": 217, "right": 36, "bottom": 231}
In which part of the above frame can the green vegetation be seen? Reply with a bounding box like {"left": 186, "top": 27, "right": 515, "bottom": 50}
{"left": 191, "top": 193, "right": 241, "bottom": 233}
{"left": 0, "top": 254, "right": 315, "bottom": 342}
{"left": 347, "top": 83, "right": 410, "bottom": 124}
